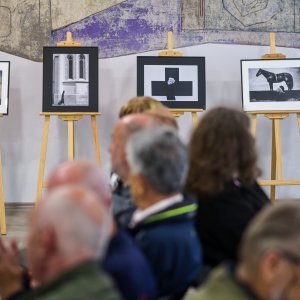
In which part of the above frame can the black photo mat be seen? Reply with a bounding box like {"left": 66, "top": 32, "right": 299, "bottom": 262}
{"left": 43, "top": 47, "right": 99, "bottom": 113}
{"left": 137, "top": 56, "right": 206, "bottom": 109}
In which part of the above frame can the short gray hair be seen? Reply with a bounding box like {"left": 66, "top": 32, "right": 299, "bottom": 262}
{"left": 36, "top": 186, "right": 111, "bottom": 260}
{"left": 126, "top": 126, "right": 188, "bottom": 195}
{"left": 239, "top": 201, "right": 300, "bottom": 268}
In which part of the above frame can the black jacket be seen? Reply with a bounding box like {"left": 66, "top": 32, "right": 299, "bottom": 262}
{"left": 195, "top": 181, "right": 270, "bottom": 268}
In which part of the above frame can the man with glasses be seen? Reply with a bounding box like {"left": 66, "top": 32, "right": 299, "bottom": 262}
{"left": 186, "top": 201, "right": 300, "bottom": 300}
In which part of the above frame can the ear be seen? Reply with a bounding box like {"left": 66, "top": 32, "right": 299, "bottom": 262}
{"left": 260, "top": 251, "right": 286, "bottom": 284}
{"left": 41, "top": 226, "right": 58, "bottom": 256}
{"left": 137, "top": 174, "right": 150, "bottom": 194}
{"left": 130, "top": 173, "right": 146, "bottom": 196}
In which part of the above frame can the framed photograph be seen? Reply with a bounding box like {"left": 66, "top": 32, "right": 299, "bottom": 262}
{"left": 43, "top": 47, "right": 99, "bottom": 113}
{"left": 0, "top": 61, "right": 10, "bottom": 115}
{"left": 137, "top": 56, "right": 206, "bottom": 109}
{"left": 241, "top": 59, "right": 300, "bottom": 111}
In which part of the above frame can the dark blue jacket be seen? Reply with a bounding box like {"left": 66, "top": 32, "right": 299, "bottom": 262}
{"left": 102, "top": 229, "right": 157, "bottom": 300}
{"left": 130, "top": 196, "right": 203, "bottom": 298}
{"left": 112, "top": 182, "right": 136, "bottom": 228}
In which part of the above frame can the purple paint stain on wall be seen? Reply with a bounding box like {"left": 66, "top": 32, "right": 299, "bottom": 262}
{"left": 52, "top": 0, "right": 203, "bottom": 58}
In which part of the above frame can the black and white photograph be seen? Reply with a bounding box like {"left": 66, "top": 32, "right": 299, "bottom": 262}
{"left": 53, "top": 53, "right": 89, "bottom": 106}
{"left": 137, "top": 56, "right": 206, "bottom": 109}
{"left": 241, "top": 59, "right": 300, "bottom": 111}
{"left": 0, "top": 61, "right": 10, "bottom": 115}
{"left": 43, "top": 47, "right": 99, "bottom": 113}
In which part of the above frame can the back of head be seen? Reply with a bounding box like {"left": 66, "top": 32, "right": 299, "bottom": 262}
{"left": 119, "top": 96, "right": 163, "bottom": 118}
{"left": 34, "top": 185, "right": 111, "bottom": 261}
{"left": 145, "top": 106, "right": 178, "bottom": 130}
{"left": 239, "top": 201, "right": 300, "bottom": 270}
{"left": 185, "top": 107, "right": 260, "bottom": 197}
{"left": 47, "top": 160, "right": 111, "bottom": 209}
{"left": 121, "top": 113, "right": 156, "bottom": 139}
{"left": 126, "top": 126, "right": 188, "bottom": 195}
{"left": 110, "top": 113, "right": 157, "bottom": 182}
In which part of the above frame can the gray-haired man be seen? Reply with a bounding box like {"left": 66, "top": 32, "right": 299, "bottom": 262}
{"left": 0, "top": 186, "right": 120, "bottom": 300}
{"left": 186, "top": 201, "right": 300, "bottom": 300}
{"left": 126, "top": 126, "right": 203, "bottom": 299}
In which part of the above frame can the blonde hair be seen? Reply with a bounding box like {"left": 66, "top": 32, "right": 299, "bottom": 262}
{"left": 119, "top": 96, "right": 163, "bottom": 118}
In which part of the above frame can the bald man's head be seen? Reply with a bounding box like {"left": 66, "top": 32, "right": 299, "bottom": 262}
{"left": 47, "top": 160, "right": 111, "bottom": 209}
{"left": 28, "top": 185, "right": 111, "bottom": 284}
{"left": 109, "top": 113, "right": 155, "bottom": 183}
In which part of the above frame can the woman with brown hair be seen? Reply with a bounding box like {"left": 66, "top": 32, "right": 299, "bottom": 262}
{"left": 185, "top": 107, "right": 269, "bottom": 268}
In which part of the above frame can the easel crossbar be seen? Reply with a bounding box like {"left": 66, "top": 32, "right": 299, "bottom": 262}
{"left": 259, "top": 180, "right": 300, "bottom": 186}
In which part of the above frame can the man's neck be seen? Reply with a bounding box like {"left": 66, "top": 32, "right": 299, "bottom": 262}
{"left": 236, "top": 264, "right": 268, "bottom": 300}
{"left": 41, "top": 253, "right": 94, "bottom": 285}
{"left": 139, "top": 192, "right": 180, "bottom": 210}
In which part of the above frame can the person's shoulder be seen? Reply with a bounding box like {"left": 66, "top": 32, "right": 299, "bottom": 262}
{"left": 104, "top": 229, "right": 154, "bottom": 271}
{"left": 20, "top": 265, "right": 120, "bottom": 300}
{"left": 66, "top": 269, "right": 120, "bottom": 300}
{"left": 210, "top": 181, "right": 269, "bottom": 206}
{"left": 109, "top": 229, "right": 147, "bottom": 258}
{"left": 136, "top": 221, "right": 197, "bottom": 254}
{"left": 184, "top": 265, "right": 250, "bottom": 300}
{"left": 246, "top": 182, "right": 270, "bottom": 203}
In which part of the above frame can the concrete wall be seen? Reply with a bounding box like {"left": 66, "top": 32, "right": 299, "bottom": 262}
{"left": 1, "top": 1, "right": 298, "bottom": 61}
{"left": 0, "top": 43, "right": 299, "bottom": 203}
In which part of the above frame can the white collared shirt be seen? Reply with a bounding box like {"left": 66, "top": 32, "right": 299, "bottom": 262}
{"left": 130, "top": 193, "right": 183, "bottom": 227}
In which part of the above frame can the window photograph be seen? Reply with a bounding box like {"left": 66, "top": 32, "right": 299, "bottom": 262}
{"left": 43, "top": 47, "right": 98, "bottom": 113}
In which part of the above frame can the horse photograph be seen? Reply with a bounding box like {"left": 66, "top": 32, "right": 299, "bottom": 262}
{"left": 256, "top": 69, "right": 293, "bottom": 91}
{"left": 241, "top": 59, "right": 300, "bottom": 111}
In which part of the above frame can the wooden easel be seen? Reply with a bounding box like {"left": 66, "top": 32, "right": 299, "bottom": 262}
{"left": 250, "top": 33, "right": 300, "bottom": 202}
{"left": 0, "top": 115, "right": 6, "bottom": 234}
{"left": 36, "top": 33, "right": 102, "bottom": 203}
{"left": 159, "top": 32, "right": 203, "bottom": 128}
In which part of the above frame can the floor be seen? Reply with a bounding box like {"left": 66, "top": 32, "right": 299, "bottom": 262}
{"left": 2, "top": 204, "right": 33, "bottom": 246}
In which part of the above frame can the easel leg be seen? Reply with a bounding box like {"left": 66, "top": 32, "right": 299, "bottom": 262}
{"left": 0, "top": 150, "right": 6, "bottom": 235}
{"left": 191, "top": 112, "right": 198, "bottom": 128}
{"left": 270, "top": 120, "right": 276, "bottom": 203}
{"left": 274, "top": 119, "right": 283, "bottom": 180}
{"left": 297, "top": 113, "right": 300, "bottom": 130}
{"left": 36, "top": 115, "right": 50, "bottom": 203}
{"left": 91, "top": 116, "right": 101, "bottom": 164}
{"left": 251, "top": 114, "right": 257, "bottom": 137}
{"left": 270, "top": 120, "right": 277, "bottom": 203}
{"left": 68, "top": 120, "right": 75, "bottom": 160}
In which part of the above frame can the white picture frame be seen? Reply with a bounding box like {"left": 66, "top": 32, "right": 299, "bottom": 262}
{"left": 241, "top": 59, "right": 300, "bottom": 112}
{"left": 0, "top": 61, "right": 10, "bottom": 115}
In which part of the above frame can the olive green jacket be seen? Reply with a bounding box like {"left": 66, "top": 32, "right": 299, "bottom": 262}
{"left": 16, "top": 261, "right": 120, "bottom": 300}
{"left": 185, "top": 265, "right": 257, "bottom": 300}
